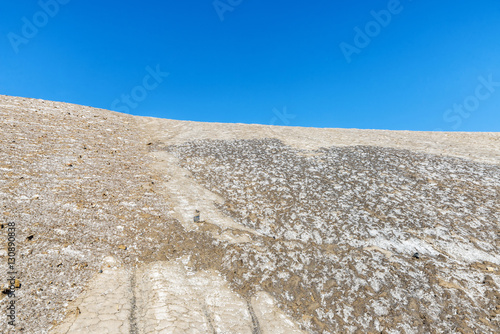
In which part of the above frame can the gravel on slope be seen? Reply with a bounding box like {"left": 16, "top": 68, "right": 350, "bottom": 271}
{"left": 1, "top": 95, "right": 499, "bottom": 334}
{"left": 166, "top": 138, "right": 500, "bottom": 333}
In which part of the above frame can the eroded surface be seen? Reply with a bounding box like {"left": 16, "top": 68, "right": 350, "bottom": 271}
{"left": 149, "top": 151, "right": 257, "bottom": 241}
{"left": 1, "top": 95, "right": 499, "bottom": 333}
{"left": 51, "top": 257, "right": 304, "bottom": 334}
{"left": 50, "top": 257, "right": 132, "bottom": 334}
{"left": 136, "top": 116, "right": 500, "bottom": 165}
{"left": 166, "top": 138, "right": 500, "bottom": 333}
{"left": 0, "top": 96, "right": 181, "bottom": 333}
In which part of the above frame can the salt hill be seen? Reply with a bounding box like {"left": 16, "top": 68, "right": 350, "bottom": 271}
{"left": 0, "top": 95, "right": 499, "bottom": 333}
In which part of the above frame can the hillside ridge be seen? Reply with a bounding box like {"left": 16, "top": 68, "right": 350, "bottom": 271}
{"left": 0, "top": 95, "right": 499, "bottom": 333}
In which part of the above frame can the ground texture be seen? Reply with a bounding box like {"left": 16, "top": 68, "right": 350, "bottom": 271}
{"left": 0, "top": 95, "right": 499, "bottom": 333}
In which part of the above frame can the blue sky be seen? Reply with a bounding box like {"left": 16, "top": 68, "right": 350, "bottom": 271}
{"left": 1, "top": 0, "right": 499, "bottom": 131}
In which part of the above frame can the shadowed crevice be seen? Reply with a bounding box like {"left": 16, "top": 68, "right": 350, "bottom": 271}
{"left": 247, "top": 300, "right": 261, "bottom": 334}
{"left": 129, "top": 269, "right": 138, "bottom": 334}
{"left": 202, "top": 305, "right": 217, "bottom": 334}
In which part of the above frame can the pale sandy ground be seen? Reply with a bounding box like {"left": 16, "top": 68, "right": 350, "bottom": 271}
{"left": 52, "top": 256, "right": 303, "bottom": 334}
{"left": 1, "top": 95, "right": 499, "bottom": 334}
{"left": 135, "top": 116, "right": 500, "bottom": 165}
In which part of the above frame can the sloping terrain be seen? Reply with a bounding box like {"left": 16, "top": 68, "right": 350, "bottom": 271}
{"left": 0, "top": 95, "right": 499, "bottom": 333}
{"left": 165, "top": 139, "right": 500, "bottom": 333}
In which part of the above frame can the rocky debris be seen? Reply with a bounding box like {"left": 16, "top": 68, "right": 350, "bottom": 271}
{"left": 1, "top": 284, "right": 11, "bottom": 296}
{"left": 166, "top": 138, "right": 500, "bottom": 333}
{"left": 1, "top": 95, "right": 499, "bottom": 333}
{"left": 0, "top": 96, "right": 181, "bottom": 332}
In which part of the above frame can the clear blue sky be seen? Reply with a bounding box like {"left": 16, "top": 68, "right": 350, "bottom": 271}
{"left": 1, "top": 0, "right": 499, "bottom": 131}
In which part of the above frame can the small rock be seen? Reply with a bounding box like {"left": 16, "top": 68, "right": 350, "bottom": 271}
{"left": 1, "top": 284, "right": 10, "bottom": 295}
{"left": 412, "top": 252, "right": 420, "bottom": 259}
{"left": 14, "top": 279, "right": 21, "bottom": 289}
{"left": 486, "top": 267, "right": 495, "bottom": 272}
{"left": 26, "top": 235, "right": 34, "bottom": 241}
{"left": 118, "top": 245, "right": 127, "bottom": 250}
{"left": 483, "top": 275, "right": 494, "bottom": 285}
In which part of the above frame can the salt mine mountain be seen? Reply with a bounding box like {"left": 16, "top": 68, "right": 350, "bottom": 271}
{"left": 0, "top": 95, "right": 499, "bottom": 334}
